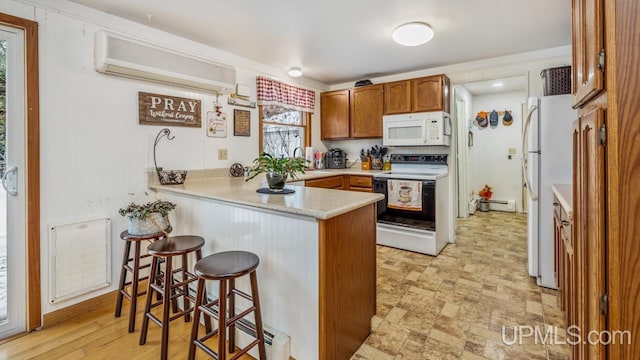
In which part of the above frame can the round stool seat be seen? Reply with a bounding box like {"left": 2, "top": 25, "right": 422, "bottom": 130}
{"left": 120, "top": 226, "right": 172, "bottom": 241}
{"left": 147, "top": 235, "right": 205, "bottom": 257}
{"left": 195, "top": 251, "right": 259, "bottom": 280}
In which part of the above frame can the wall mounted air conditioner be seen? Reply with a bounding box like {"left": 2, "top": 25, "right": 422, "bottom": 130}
{"left": 94, "top": 30, "right": 236, "bottom": 94}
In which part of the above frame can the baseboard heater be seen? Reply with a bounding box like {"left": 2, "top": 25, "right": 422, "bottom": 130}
{"left": 486, "top": 199, "right": 516, "bottom": 212}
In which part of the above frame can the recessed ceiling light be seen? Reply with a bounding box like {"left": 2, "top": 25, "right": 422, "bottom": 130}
{"left": 288, "top": 67, "right": 302, "bottom": 77}
{"left": 392, "top": 22, "right": 434, "bottom": 46}
{"left": 493, "top": 83, "right": 504, "bottom": 87}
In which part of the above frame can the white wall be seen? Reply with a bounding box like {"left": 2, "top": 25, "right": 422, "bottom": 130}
{"left": 1, "top": 0, "right": 329, "bottom": 314}
{"left": 469, "top": 91, "right": 527, "bottom": 212}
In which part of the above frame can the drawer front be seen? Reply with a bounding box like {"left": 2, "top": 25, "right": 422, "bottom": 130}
{"left": 306, "top": 175, "right": 344, "bottom": 189}
{"left": 349, "top": 175, "right": 373, "bottom": 188}
{"left": 349, "top": 187, "right": 373, "bottom": 193}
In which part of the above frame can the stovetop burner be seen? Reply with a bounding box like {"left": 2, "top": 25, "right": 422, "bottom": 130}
{"left": 374, "top": 154, "right": 448, "bottom": 180}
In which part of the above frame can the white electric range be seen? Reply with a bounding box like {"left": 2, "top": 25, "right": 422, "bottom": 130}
{"left": 373, "top": 154, "right": 450, "bottom": 255}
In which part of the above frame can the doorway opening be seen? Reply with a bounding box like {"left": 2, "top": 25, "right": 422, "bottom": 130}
{"left": 453, "top": 74, "right": 529, "bottom": 217}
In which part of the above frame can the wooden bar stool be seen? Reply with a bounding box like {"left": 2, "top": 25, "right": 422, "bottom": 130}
{"left": 139, "top": 235, "right": 211, "bottom": 360}
{"left": 115, "top": 227, "right": 171, "bottom": 333}
{"left": 188, "top": 251, "right": 266, "bottom": 360}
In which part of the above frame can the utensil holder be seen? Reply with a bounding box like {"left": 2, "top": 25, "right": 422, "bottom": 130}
{"left": 361, "top": 158, "right": 371, "bottom": 170}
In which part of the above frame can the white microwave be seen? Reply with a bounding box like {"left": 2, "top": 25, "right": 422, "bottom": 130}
{"left": 383, "top": 111, "right": 451, "bottom": 146}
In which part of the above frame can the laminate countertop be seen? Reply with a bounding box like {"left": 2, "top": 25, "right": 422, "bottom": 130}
{"left": 148, "top": 169, "right": 384, "bottom": 220}
{"left": 551, "top": 183, "right": 573, "bottom": 218}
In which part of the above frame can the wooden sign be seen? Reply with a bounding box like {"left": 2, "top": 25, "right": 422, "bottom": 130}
{"left": 138, "top": 92, "right": 201, "bottom": 127}
{"left": 234, "top": 109, "right": 250, "bottom": 136}
{"left": 207, "top": 111, "right": 227, "bottom": 138}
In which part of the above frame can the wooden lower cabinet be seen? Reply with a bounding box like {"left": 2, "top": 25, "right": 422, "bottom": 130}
{"left": 305, "top": 175, "right": 347, "bottom": 190}
{"left": 306, "top": 175, "right": 373, "bottom": 192}
{"left": 553, "top": 193, "right": 577, "bottom": 357}
{"left": 573, "top": 107, "right": 607, "bottom": 359}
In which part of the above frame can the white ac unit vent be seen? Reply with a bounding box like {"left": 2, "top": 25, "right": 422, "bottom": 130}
{"left": 94, "top": 30, "right": 236, "bottom": 94}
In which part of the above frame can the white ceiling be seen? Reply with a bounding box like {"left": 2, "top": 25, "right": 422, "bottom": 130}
{"left": 68, "top": 0, "right": 572, "bottom": 85}
{"left": 462, "top": 75, "right": 528, "bottom": 95}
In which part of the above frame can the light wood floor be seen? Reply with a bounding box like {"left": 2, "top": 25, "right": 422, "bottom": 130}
{"left": 0, "top": 298, "right": 255, "bottom": 360}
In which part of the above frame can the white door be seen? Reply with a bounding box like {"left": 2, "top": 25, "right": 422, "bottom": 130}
{"left": 0, "top": 25, "right": 27, "bottom": 339}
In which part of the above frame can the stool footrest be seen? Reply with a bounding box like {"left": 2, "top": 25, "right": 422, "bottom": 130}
{"left": 145, "top": 312, "right": 164, "bottom": 328}
{"left": 230, "top": 288, "right": 253, "bottom": 302}
{"left": 226, "top": 306, "right": 256, "bottom": 328}
{"left": 229, "top": 339, "right": 261, "bottom": 360}
{"left": 194, "top": 340, "right": 220, "bottom": 359}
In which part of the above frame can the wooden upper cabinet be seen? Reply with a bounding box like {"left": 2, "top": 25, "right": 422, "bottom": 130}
{"left": 412, "top": 74, "right": 451, "bottom": 113}
{"left": 350, "top": 84, "right": 383, "bottom": 138}
{"left": 571, "top": 0, "right": 604, "bottom": 108}
{"left": 320, "top": 90, "right": 350, "bottom": 140}
{"left": 383, "top": 80, "right": 412, "bottom": 115}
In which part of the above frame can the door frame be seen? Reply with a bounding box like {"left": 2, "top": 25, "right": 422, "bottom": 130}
{"left": 454, "top": 90, "right": 469, "bottom": 217}
{"left": 0, "top": 12, "right": 40, "bottom": 331}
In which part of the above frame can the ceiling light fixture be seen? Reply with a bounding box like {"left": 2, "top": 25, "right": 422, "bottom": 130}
{"left": 392, "top": 22, "right": 434, "bottom": 46}
{"left": 493, "top": 83, "right": 504, "bottom": 87}
{"left": 288, "top": 67, "right": 302, "bottom": 77}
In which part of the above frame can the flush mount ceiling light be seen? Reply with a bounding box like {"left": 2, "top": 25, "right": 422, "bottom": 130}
{"left": 493, "top": 82, "right": 504, "bottom": 87}
{"left": 288, "top": 67, "right": 302, "bottom": 77}
{"left": 392, "top": 22, "right": 434, "bottom": 46}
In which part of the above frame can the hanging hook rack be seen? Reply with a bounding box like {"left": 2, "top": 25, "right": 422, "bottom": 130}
{"left": 153, "top": 128, "right": 174, "bottom": 172}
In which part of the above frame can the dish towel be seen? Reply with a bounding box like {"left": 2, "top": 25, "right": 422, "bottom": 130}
{"left": 387, "top": 179, "right": 422, "bottom": 211}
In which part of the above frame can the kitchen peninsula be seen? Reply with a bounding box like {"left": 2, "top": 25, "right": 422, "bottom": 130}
{"left": 148, "top": 170, "right": 383, "bottom": 360}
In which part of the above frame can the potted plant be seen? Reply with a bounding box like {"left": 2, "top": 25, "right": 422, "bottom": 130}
{"left": 119, "top": 199, "right": 176, "bottom": 235}
{"left": 246, "top": 152, "right": 307, "bottom": 191}
{"left": 478, "top": 185, "right": 493, "bottom": 212}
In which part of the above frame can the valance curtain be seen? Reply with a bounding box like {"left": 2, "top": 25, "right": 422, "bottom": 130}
{"left": 256, "top": 76, "right": 315, "bottom": 113}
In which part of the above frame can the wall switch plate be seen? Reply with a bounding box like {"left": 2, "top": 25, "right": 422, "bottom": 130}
{"left": 508, "top": 147, "right": 517, "bottom": 154}
{"left": 218, "top": 149, "right": 228, "bottom": 160}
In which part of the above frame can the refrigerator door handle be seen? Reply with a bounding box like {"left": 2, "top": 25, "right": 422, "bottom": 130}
{"left": 522, "top": 104, "right": 539, "bottom": 200}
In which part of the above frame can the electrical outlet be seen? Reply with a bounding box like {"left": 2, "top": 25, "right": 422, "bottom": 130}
{"left": 218, "top": 149, "right": 228, "bottom": 160}
{"left": 508, "top": 147, "right": 517, "bottom": 155}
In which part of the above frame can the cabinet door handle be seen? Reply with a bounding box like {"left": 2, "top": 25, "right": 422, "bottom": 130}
{"left": 561, "top": 220, "right": 570, "bottom": 226}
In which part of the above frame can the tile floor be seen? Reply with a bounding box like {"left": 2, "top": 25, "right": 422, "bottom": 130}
{"left": 352, "top": 211, "right": 570, "bottom": 360}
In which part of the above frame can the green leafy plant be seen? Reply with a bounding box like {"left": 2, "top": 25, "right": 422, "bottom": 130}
{"left": 118, "top": 199, "right": 176, "bottom": 220}
{"left": 245, "top": 152, "right": 308, "bottom": 181}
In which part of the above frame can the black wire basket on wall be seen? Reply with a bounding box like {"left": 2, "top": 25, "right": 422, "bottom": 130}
{"left": 154, "top": 128, "right": 188, "bottom": 185}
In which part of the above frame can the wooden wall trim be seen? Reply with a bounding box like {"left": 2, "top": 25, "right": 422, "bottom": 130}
{"left": 318, "top": 204, "right": 376, "bottom": 360}
{"left": 42, "top": 291, "right": 117, "bottom": 328}
{"left": 0, "top": 12, "right": 41, "bottom": 330}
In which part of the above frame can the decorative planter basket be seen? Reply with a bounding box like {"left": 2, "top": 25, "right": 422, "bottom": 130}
{"left": 479, "top": 200, "right": 490, "bottom": 212}
{"left": 127, "top": 213, "right": 170, "bottom": 235}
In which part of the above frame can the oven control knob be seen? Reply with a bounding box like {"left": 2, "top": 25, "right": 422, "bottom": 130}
{"left": 419, "top": 156, "right": 426, "bottom": 162}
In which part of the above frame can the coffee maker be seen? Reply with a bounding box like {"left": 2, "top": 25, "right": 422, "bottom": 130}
{"left": 326, "top": 148, "right": 347, "bottom": 169}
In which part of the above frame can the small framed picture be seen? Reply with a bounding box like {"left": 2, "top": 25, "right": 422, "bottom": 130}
{"left": 234, "top": 109, "right": 250, "bottom": 137}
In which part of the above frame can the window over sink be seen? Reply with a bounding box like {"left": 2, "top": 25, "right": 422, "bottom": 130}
{"left": 259, "top": 105, "right": 310, "bottom": 158}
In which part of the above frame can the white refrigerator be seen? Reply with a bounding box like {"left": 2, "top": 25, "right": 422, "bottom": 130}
{"left": 522, "top": 95, "right": 576, "bottom": 289}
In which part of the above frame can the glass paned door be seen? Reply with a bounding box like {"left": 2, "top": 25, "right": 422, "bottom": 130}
{"left": 0, "top": 25, "right": 26, "bottom": 339}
